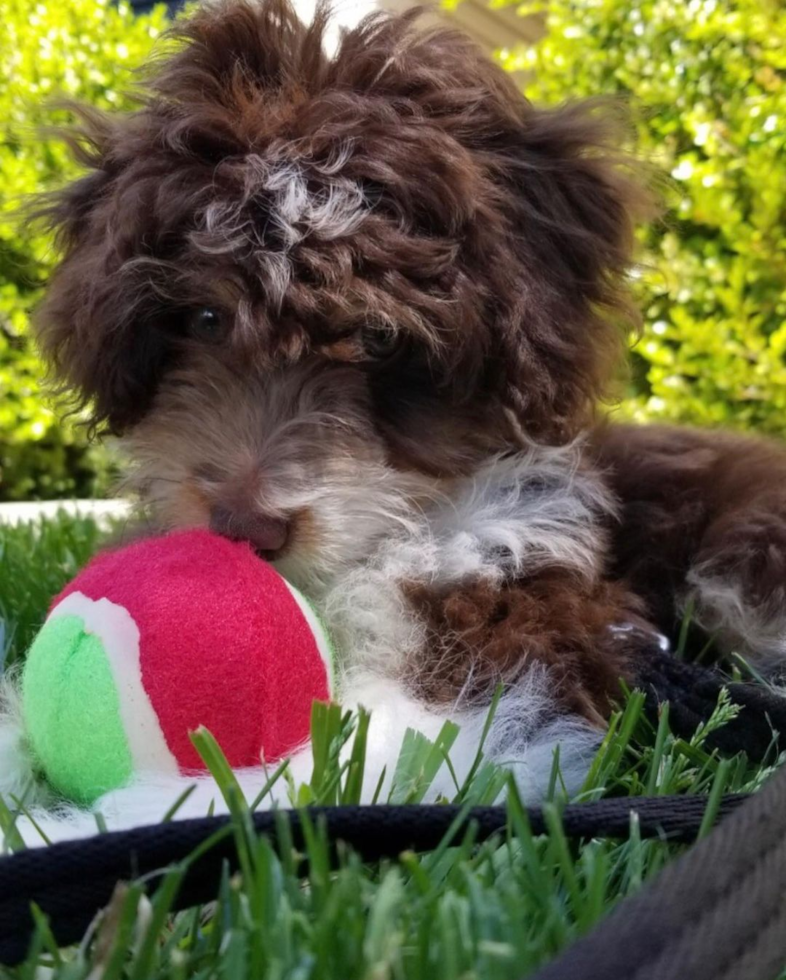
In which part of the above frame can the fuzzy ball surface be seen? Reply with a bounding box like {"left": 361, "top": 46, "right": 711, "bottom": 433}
{"left": 22, "top": 530, "right": 333, "bottom": 804}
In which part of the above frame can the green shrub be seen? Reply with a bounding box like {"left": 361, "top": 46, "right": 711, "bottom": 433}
{"left": 504, "top": 0, "right": 786, "bottom": 433}
{"left": 0, "top": 0, "right": 167, "bottom": 499}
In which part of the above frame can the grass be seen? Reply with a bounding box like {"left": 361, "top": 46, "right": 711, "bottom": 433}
{"left": 0, "top": 513, "right": 106, "bottom": 670}
{"left": 0, "top": 514, "right": 783, "bottom": 980}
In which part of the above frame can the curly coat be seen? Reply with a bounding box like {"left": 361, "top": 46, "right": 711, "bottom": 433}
{"left": 12, "top": 0, "right": 786, "bottom": 836}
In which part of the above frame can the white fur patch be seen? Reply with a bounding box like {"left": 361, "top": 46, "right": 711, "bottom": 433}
{"left": 685, "top": 568, "right": 786, "bottom": 666}
{"left": 265, "top": 160, "right": 366, "bottom": 244}
{"left": 425, "top": 445, "right": 615, "bottom": 585}
{"left": 317, "top": 442, "right": 614, "bottom": 682}
{"left": 0, "top": 674, "right": 51, "bottom": 809}
{"left": 190, "top": 155, "right": 366, "bottom": 309}
{"left": 2, "top": 669, "right": 598, "bottom": 849}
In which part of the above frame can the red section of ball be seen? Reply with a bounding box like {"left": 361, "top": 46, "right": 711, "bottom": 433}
{"left": 56, "top": 530, "right": 329, "bottom": 771}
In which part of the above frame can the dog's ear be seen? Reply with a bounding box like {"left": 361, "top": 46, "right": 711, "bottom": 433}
{"left": 31, "top": 102, "right": 176, "bottom": 436}
{"left": 31, "top": 0, "right": 331, "bottom": 437}
{"left": 334, "top": 16, "right": 654, "bottom": 440}
{"left": 485, "top": 99, "right": 653, "bottom": 442}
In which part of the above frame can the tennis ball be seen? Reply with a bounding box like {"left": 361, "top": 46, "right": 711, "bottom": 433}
{"left": 22, "top": 530, "right": 334, "bottom": 804}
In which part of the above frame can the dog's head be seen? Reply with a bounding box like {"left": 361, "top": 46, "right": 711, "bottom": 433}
{"left": 34, "top": 0, "right": 648, "bottom": 590}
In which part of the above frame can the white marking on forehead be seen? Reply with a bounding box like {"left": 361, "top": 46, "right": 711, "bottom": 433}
{"left": 308, "top": 181, "right": 367, "bottom": 240}
{"left": 192, "top": 152, "right": 367, "bottom": 299}
{"left": 267, "top": 164, "right": 311, "bottom": 246}
{"left": 265, "top": 161, "right": 367, "bottom": 247}
{"left": 257, "top": 250, "right": 294, "bottom": 310}
{"left": 314, "top": 140, "right": 356, "bottom": 177}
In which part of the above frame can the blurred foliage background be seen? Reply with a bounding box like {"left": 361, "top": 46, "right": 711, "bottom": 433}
{"left": 0, "top": 0, "right": 784, "bottom": 499}
{"left": 0, "top": 0, "right": 167, "bottom": 499}
{"left": 505, "top": 0, "right": 786, "bottom": 431}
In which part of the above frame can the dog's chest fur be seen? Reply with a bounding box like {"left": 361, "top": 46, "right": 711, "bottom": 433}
{"left": 313, "top": 442, "right": 616, "bottom": 697}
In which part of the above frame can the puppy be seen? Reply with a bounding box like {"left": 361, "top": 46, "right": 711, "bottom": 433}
{"left": 4, "top": 0, "right": 786, "bottom": 844}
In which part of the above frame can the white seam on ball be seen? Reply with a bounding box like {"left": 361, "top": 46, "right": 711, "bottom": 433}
{"left": 50, "top": 592, "right": 179, "bottom": 777}
{"left": 281, "top": 579, "right": 335, "bottom": 689}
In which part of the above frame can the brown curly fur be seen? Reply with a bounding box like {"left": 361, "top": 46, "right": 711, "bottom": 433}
{"left": 34, "top": 0, "right": 650, "bottom": 444}
{"left": 403, "top": 573, "right": 654, "bottom": 723}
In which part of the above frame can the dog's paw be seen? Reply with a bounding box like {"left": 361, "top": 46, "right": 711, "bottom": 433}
{"left": 699, "top": 515, "right": 786, "bottom": 612}
{"left": 688, "top": 521, "right": 786, "bottom": 663}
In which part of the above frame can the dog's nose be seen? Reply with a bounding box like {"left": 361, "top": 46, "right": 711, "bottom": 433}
{"left": 209, "top": 505, "right": 290, "bottom": 558}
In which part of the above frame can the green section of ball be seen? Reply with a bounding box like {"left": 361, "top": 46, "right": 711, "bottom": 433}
{"left": 22, "top": 614, "right": 133, "bottom": 805}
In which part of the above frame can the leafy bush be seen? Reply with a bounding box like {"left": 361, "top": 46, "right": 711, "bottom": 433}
{"left": 0, "top": 0, "right": 167, "bottom": 499}
{"left": 505, "top": 0, "right": 786, "bottom": 433}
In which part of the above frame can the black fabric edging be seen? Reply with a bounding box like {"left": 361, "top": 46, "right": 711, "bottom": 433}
{"left": 0, "top": 794, "right": 747, "bottom": 966}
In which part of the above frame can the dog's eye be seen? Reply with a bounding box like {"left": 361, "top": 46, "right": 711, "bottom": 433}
{"left": 360, "top": 323, "right": 401, "bottom": 360}
{"left": 185, "top": 306, "right": 227, "bottom": 342}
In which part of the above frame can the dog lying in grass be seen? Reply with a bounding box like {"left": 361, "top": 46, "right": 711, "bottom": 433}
{"left": 3, "top": 0, "right": 786, "bottom": 845}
